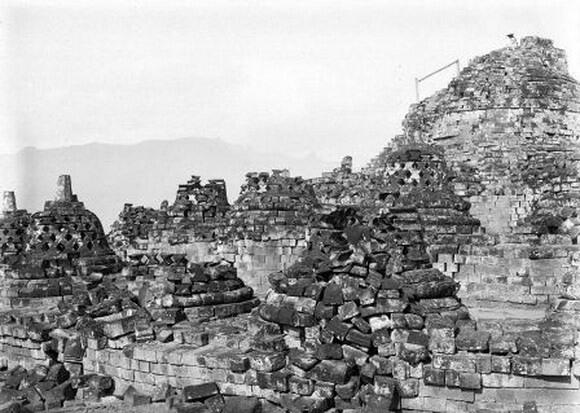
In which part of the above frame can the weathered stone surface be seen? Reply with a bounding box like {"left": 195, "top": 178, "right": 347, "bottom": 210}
{"left": 182, "top": 383, "right": 220, "bottom": 402}
{"left": 309, "top": 360, "right": 353, "bottom": 384}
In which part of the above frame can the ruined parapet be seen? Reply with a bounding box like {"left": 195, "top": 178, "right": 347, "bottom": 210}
{"left": 107, "top": 175, "right": 232, "bottom": 263}
{"left": 107, "top": 203, "right": 164, "bottom": 255}
{"left": 227, "top": 170, "right": 318, "bottom": 296}
{"left": 397, "top": 36, "right": 580, "bottom": 235}
{"left": 170, "top": 175, "right": 230, "bottom": 221}
{"left": 309, "top": 155, "right": 392, "bottom": 212}
{"left": 314, "top": 145, "right": 458, "bottom": 213}
{"left": 123, "top": 256, "right": 258, "bottom": 324}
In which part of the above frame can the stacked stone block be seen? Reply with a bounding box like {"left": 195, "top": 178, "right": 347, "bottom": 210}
{"left": 108, "top": 203, "right": 162, "bottom": 255}
{"left": 121, "top": 254, "right": 259, "bottom": 324}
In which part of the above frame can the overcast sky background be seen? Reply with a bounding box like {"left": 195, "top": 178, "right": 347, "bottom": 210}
{"left": 1, "top": 0, "right": 579, "bottom": 165}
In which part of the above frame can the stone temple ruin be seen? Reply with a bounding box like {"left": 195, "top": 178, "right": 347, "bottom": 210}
{"left": 0, "top": 36, "right": 579, "bottom": 412}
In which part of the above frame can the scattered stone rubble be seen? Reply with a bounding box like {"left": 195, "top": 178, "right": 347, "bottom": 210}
{"left": 1, "top": 36, "right": 579, "bottom": 413}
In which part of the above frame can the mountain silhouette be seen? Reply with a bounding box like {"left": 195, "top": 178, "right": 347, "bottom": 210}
{"left": 0, "top": 137, "right": 336, "bottom": 229}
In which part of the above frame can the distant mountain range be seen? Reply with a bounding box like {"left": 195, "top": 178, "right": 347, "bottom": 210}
{"left": 0, "top": 137, "right": 337, "bottom": 229}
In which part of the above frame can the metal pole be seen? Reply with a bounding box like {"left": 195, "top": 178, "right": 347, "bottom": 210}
{"left": 414, "top": 58, "right": 459, "bottom": 102}
{"left": 415, "top": 78, "right": 420, "bottom": 101}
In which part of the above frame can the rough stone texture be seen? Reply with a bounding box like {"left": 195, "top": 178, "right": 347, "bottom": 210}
{"left": 397, "top": 36, "right": 580, "bottom": 237}
{"left": 0, "top": 176, "right": 121, "bottom": 311}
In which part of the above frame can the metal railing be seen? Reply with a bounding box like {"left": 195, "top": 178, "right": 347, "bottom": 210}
{"left": 415, "top": 59, "right": 460, "bottom": 101}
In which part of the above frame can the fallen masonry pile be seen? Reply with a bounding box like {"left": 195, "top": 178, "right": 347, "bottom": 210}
{"left": 258, "top": 207, "right": 465, "bottom": 410}
{"left": 256, "top": 208, "right": 579, "bottom": 412}
{"left": 119, "top": 255, "right": 259, "bottom": 324}
{"left": 108, "top": 203, "right": 162, "bottom": 256}
{"left": 0, "top": 363, "right": 115, "bottom": 411}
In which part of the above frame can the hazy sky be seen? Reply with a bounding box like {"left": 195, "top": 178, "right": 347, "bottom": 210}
{"left": 1, "top": 0, "right": 579, "bottom": 164}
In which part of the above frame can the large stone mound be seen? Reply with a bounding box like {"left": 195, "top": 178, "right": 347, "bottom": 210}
{"left": 257, "top": 207, "right": 468, "bottom": 410}
{"left": 397, "top": 36, "right": 580, "bottom": 235}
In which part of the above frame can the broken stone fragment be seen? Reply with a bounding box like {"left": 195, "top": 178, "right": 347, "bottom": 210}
{"left": 322, "top": 283, "right": 343, "bottom": 305}
{"left": 325, "top": 316, "right": 351, "bottom": 340}
{"left": 248, "top": 351, "right": 286, "bottom": 372}
{"left": 399, "top": 343, "right": 429, "bottom": 364}
{"left": 359, "top": 362, "right": 377, "bottom": 383}
{"left": 171, "top": 401, "right": 208, "bottom": 413}
{"left": 490, "top": 335, "right": 518, "bottom": 355}
{"left": 222, "top": 396, "right": 261, "bottom": 413}
{"left": 428, "top": 335, "right": 456, "bottom": 354}
{"left": 335, "top": 377, "right": 359, "bottom": 400}
{"left": 43, "top": 380, "right": 76, "bottom": 410}
{"left": 342, "top": 344, "right": 369, "bottom": 366}
{"left": 369, "top": 315, "right": 392, "bottom": 332}
{"left": 369, "top": 355, "right": 392, "bottom": 375}
{"left": 458, "top": 372, "right": 481, "bottom": 390}
{"left": 288, "top": 349, "right": 319, "bottom": 371}
{"left": 309, "top": 360, "right": 353, "bottom": 384}
{"left": 345, "top": 329, "right": 372, "bottom": 348}
{"left": 413, "top": 280, "right": 458, "bottom": 299}
{"left": 203, "top": 394, "right": 225, "bottom": 412}
{"left": 288, "top": 376, "right": 314, "bottom": 396}
{"left": 352, "top": 317, "right": 371, "bottom": 333}
{"left": 423, "top": 365, "right": 445, "bottom": 386}
{"left": 338, "top": 301, "right": 359, "bottom": 321}
{"left": 456, "top": 330, "right": 490, "bottom": 352}
{"left": 364, "top": 393, "right": 396, "bottom": 412}
{"left": 315, "top": 343, "right": 343, "bottom": 360}
{"left": 314, "top": 303, "right": 334, "bottom": 320}
{"left": 182, "top": 383, "right": 220, "bottom": 403}
{"left": 376, "top": 298, "right": 408, "bottom": 313}
{"left": 511, "top": 356, "right": 542, "bottom": 376}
